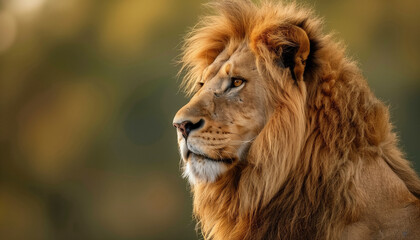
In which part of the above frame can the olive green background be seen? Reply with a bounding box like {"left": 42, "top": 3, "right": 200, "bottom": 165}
{"left": 0, "top": 0, "right": 419, "bottom": 239}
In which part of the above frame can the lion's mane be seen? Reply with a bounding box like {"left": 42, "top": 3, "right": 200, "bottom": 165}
{"left": 179, "top": 1, "right": 420, "bottom": 239}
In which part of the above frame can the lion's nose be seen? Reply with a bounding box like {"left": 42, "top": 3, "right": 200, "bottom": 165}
{"left": 173, "top": 119, "right": 204, "bottom": 139}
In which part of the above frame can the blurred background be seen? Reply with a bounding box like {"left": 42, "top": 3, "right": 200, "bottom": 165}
{"left": 0, "top": 0, "right": 418, "bottom": 239}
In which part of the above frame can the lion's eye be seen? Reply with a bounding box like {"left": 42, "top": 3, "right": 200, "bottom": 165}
{"left": 231, "top": 77, "right": 245, "bottom": 88}
{"left": 198, "top": 82, "right": 204, "bottom": 88}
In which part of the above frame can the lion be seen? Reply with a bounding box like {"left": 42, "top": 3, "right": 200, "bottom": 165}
{"left": 173, "top": 1, "right": 420, "bottom": 239}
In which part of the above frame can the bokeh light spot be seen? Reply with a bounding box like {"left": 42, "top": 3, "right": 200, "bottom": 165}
{"left": 0, "top": 12, "right": 17, "bottom": 53}
{"left": 6, "top": 0, "right": 46, "bottom": 14}
{"left": 16, "top": 81, "right": 107, "bottom": 183}
{"left": 99, "top": 0, "right": 172, "bottom": 57}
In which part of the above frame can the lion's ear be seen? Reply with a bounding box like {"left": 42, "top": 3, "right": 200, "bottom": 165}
{"left": 256, "top": 24, "right": 310, "bottom": 82}
{"left": 279, "top": 25, "right": 310, "bottom": 82}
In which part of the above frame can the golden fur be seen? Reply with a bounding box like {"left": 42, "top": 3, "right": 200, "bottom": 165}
{"left": 174, "top": 1, "right": 420, "bottom": 239}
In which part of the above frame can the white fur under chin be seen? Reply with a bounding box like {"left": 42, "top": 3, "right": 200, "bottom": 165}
{"left": 183, "top": 159, "right": 228, "bottom": 185}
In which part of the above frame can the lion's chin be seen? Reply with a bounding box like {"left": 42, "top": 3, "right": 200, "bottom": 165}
{"left": 183, "top": 153, "right": 229, "bottom": 184}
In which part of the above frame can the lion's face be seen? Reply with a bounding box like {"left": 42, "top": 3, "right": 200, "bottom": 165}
{"left": 173, "top": 42, "right": 270, "bottom": 184}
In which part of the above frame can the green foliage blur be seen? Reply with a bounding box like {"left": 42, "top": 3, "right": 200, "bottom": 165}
{"left": 0, "top": 0, "right": 418, "bottom": 239}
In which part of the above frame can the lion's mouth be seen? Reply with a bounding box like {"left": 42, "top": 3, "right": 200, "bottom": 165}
{"left": 187, "top": 151, "right": 234, "bottom": 164}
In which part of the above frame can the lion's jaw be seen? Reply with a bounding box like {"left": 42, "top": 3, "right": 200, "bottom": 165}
{"left": 174, "top": 43, "right": 269, "bottom": 184}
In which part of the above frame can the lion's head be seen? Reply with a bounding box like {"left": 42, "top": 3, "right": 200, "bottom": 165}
{"left": 172, "top": 1, "right": 420, "bottom": 239}
{"left": 173, "top": 2, "right": 311, "bottom": 184}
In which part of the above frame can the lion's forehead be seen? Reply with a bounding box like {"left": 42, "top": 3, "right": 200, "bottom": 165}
{"left": 202, "top": 42, "right": 256, "bottom": 84}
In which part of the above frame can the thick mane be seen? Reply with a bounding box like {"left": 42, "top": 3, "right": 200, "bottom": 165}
{"left": 179, "top": 1, "right": 420, "bottom": 239}
{"left": 180, "top": 0, "right": 324, "bottom": 95}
